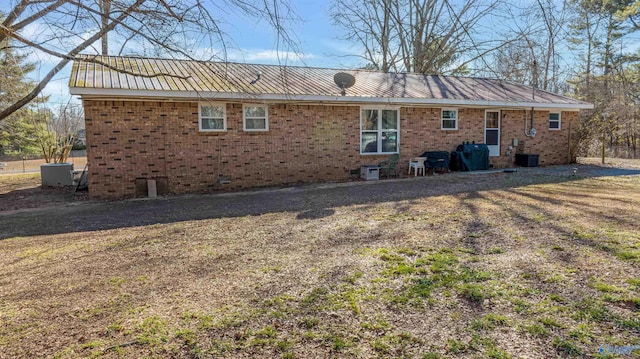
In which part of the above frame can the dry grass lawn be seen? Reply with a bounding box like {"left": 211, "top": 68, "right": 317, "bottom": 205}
{"left": 0, "top": 166, "right": 639, "bottom": 358}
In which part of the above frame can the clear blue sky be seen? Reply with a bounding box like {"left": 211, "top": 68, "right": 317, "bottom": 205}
{"left": 223, "top": 0, "right": 360, "bottom": 68}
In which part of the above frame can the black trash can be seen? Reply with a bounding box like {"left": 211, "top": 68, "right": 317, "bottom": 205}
{"left": 450, "top": 151, "right": 463, "bottom": 171}
{"left": 455, "top": 143, "right": 490, "bottom": 171}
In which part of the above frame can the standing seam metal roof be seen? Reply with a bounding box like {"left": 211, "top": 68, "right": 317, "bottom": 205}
{"left": 69, "top": 55, "right": 591, "bottom": 107}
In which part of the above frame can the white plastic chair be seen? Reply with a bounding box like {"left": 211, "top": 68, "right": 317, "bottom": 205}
{"left": 408, "top": 157, "right": 426, "bottom": 176}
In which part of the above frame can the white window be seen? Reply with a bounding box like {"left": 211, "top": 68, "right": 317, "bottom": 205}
{"left": 360, "top": 108, "right": 399, "bottom": 154}
{"left": 243, "top": 104, "right": 269, "bottom": 131}
{"left": 441, "top": 109, "right": 458, "bottom": 130}
{"left": 549, "top": 112, "right": 561, "bottom": 130}
{"left": 199, "top": 103, "right": 226, "bottom": 131}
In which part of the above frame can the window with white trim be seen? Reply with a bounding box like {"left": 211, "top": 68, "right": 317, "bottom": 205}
{"left": 441, "top": 109, "right": 458, "bottom": 130}
{"left": 360, "top": 108, "right": 399, "bottom": 154}
{"left": 549, "top": 112, "right": 561, "bottom": 130}
{"left": 243, "top": 104, "right": 269, "bottom": 131}
{"left": 199, "top": 103, "right": 226, "bottom": 131}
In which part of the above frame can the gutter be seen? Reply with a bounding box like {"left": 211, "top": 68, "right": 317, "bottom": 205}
{"left": 69, "top": 88, "right": 595, "bottom": 111}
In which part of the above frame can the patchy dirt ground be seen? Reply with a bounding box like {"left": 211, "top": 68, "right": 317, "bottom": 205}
{"left": 0, "top": 157, "right": 89, "bottom": 211}
{"left": 0, "top": 173, "right": 87, "bottom": 212}
{"left": 0, "top": 161, "right": 639, "bottom": 358}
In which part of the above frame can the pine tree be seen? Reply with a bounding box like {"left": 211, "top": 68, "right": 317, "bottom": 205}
{"left": 0, "top": 32, "right": 42, "bottom": 156}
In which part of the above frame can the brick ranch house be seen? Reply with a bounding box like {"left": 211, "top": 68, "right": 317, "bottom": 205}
{"left": 69, "top": 55, "right": 593, "bottom": 199}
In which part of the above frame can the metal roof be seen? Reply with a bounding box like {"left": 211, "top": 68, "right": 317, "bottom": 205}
{"left": 69, "top": 55, "right": 593, "bottom": 110}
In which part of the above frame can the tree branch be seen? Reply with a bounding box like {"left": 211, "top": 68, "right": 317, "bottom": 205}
{"left": 3, "top": 1, "right": 69, "bottom": 43}
{"left": 0, "top": 0, "right": 148, "bottom": 121}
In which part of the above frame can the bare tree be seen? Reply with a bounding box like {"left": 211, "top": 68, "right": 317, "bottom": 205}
{"left": 534, "top": 0, "right": 567, "bottom": 93}
{"left": 32, "top": 103, "right": 84, "bottom": 163}
{"left": 331, "top": 0, "right": 509, "bottom": 74}
{"left": 0, "top": 0, "right": 299, "bottom": 122}
{"left": 488, "top": 0, "right": 569, "bottom": 93}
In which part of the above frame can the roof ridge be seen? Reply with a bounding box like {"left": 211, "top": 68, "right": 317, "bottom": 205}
{"left": 75, "top": 54, "right": 357, "bottom": 73}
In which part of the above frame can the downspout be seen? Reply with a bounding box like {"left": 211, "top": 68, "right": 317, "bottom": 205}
{"left": 525, "top": 59, "right": 538, "bottom": 138}
{"left": 163, "top": 104, "right": 168, "bottom": 181}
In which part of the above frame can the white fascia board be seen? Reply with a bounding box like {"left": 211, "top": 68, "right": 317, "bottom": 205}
{"left": 69, "top": 87, "right": 594, "bottom": 110}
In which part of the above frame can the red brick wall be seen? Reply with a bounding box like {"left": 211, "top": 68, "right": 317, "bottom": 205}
{"left": 83, "top": 100, "right": 578, "bottom": 198}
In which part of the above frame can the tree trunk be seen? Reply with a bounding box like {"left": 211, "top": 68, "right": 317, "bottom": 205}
{"left": 101, "top": 0, "right": 111, "bottom": 55}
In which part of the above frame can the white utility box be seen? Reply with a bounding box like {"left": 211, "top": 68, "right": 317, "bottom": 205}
{"left": 41, "top": 163, "right": 74, "bottom": 186}
{"left": 360, "top": 165, "right": 380, "bottom": 181}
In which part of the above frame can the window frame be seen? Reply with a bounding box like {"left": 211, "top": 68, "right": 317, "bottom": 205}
{"left": 243, "top": 104, "right": 269, "bottom": 132}
{"left": 198, "top": 102, "right": 227, "bottom": 132}
{"left": 441, "top": 108, "right": 459, "bottom": 130}
{"left": 359, "top": 107, "right": 400, "bottom": 155}
{"left": 549, "top": 112, "right": 561, "bottom": 130}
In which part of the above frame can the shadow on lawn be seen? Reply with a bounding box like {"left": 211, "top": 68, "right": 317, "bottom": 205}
{"left": 1, "top": 165, "right": 639, "bottom": 240}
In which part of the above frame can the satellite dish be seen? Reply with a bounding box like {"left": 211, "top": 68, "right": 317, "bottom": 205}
{"left": 333, "top": 72, "right": 356, "bottom": 96}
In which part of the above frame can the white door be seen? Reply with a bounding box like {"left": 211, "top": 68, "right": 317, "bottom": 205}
{"left": 485, "top": 110, "right": 500, "bottom": 157}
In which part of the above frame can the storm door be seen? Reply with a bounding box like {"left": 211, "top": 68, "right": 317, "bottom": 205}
{"left": 484, "top": 110, "right": 501, "bottom": 157}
